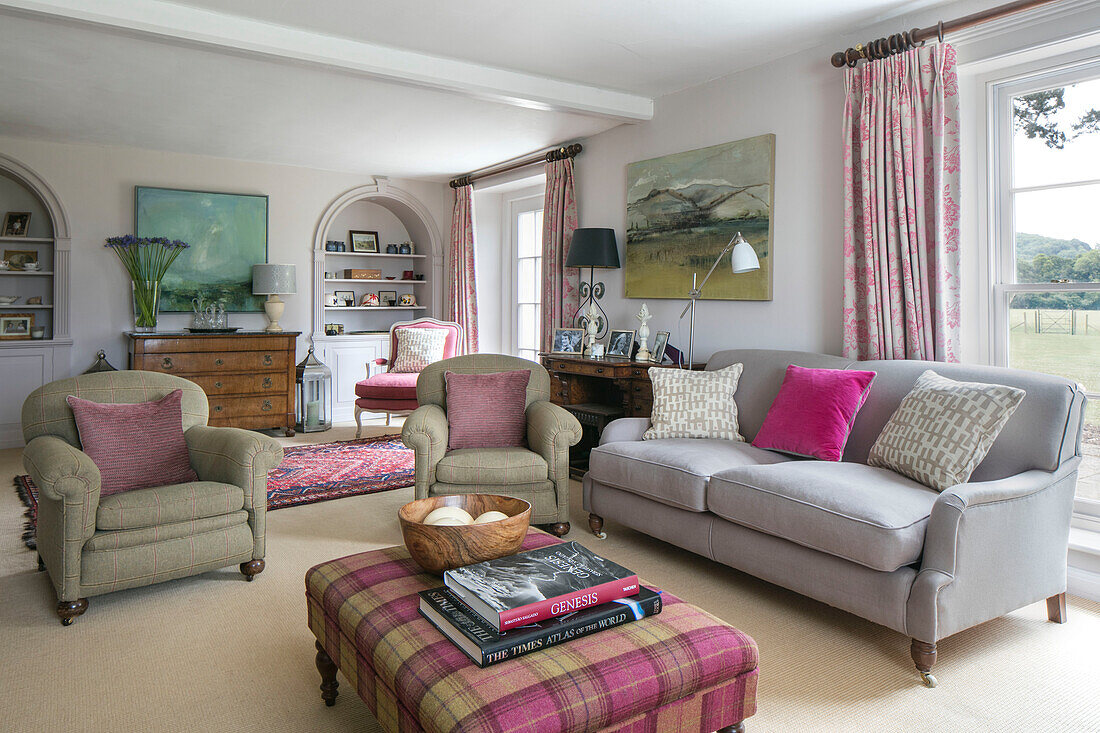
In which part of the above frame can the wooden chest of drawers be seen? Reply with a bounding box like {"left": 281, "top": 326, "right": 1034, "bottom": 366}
{"left": 128, "top": 331, "right": 300, "bottom": 435}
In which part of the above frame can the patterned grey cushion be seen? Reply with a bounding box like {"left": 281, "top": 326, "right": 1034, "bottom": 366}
{"left": 643, "top": 364, "right": 744, "bottom": 441}
{"left": 867, "top": 370, "right": 1025, "bottom": 491}
{"left": 392, "top": 327, "right": 448, "bottom": 373}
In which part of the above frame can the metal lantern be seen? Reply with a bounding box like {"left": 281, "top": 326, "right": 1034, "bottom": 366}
{"left": 295, "top": 346, "right": 332, "bottom": 432}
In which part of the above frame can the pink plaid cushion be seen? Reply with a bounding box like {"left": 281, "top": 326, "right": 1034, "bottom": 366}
{"left": 67, "top": 389, "right": 198, "bottom": 496}
{"left": 444, "top": 370, "right": 530, "bottom": 450}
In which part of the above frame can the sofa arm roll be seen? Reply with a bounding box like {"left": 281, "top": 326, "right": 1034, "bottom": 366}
{"left": 599, "top": 417, "right": 651, "bottom": 445}
{"left": 22, "top": 435, "right": 102, "bottom": 505}
{"left": 185, "top": 426, "right": 284, "bottom": 511}
{"left": 401, "top": 404, "right": 449, "bottom": 498}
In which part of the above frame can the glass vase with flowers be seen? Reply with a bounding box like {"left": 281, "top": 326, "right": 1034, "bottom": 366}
{"left": 105, "top": 235, "right": 190, "bottom": 332}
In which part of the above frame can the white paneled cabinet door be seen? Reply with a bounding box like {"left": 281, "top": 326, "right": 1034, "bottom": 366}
{"left": 0, "top": 344, "right": 63, "bottom": 448}
{"left": 316, "top": 335, "right": 389, "bottom": 424}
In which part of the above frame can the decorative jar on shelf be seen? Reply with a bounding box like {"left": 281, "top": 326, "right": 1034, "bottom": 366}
{"left": 386, "top": 244, "right": 398, "bottom": 254}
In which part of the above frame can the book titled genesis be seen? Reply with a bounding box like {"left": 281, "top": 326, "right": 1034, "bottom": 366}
{"left": 442, "top": 541, "right": 640, "bottom": 631}
{"left": 419, "top": 586, "right": 662, "bottom": 667}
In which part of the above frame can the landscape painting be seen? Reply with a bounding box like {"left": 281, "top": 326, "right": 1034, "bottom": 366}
{"left": 135, "top": 186, "right": 268, "bottom": 311}
{"left": 625, "top": 134, "right": 774, "bottom": 300}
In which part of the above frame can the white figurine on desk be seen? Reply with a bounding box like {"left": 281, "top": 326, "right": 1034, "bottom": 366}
{"left": 635, "top": 302, "right": 652, "bottom": 361}
{"left": 583, "top": 299, "right": 600, "bottom": 356}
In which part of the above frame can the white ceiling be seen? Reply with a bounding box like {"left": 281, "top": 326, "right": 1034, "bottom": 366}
{"left": 0, "top": 0, "right": 955, "bottom": 180}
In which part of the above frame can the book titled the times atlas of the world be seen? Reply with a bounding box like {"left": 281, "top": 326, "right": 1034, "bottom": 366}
{"left": 442, "top": 541, "right": 640, "bottom": 631}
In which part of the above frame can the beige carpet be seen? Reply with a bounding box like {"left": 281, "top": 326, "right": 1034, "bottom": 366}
{"left": 2, "top": 423, "right": 1099, "bottom": 732}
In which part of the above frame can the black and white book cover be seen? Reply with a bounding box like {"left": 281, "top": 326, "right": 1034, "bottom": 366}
{"left": 443, "top": 541, "right": 640, "bottom": 630}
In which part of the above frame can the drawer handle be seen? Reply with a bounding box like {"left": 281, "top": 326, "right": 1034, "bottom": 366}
{"left": 214, "top": 405, "right": 223, "bottom": 413}
{"left": 263, "top": 354, "right": 273, "bottom": 366}
{"left": 596, "top": 368, "right": 603, "bottom": 374}
{"left": 261, "top": 399, "right": 273, "bottom": 412}
{"left": 634, "top": 386, "right": 642, "bottom": 392}
{"left": 262, "top": 377, "right": 273, "bottom": 389}
{"left": 161, "top": 357, "right": 173, "bottom": 369}
{"left": 214, "top": 358, "right": 224, "bottom": 366}
{"left": 214, "top": 381, "right": 223, "bottom": 389}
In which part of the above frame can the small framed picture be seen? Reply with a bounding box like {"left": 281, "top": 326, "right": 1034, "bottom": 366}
{"left": 334, "top": 290, "right": 355, "bottom": 306}
{"left": 379, "top": 290, "right": 397, "bottom": 307}
{"left": 3, "top": 249, "right": 38, "bottom": 270}
{"left": 0, "top": 312, "right": 34, "bottom": 340}
{"left": 2, "top": 212, "right": 31, "bottom": 237}
{"left": 606, "top": 329, "right": 635, "bottom": 358}
{"left": 651, "top": 331, "right": 670, "bottom": 363}
{"left": 349, "top": 230, "right": 379, "bottom": 253}
{"left": 590, "top": 343, "right": 605, "bottom": 359}
{"left": 324, "top": 323, "right": 344, "bottom": 336}
{"left": 551, "top": 327, "right": 584, "bottom": 355}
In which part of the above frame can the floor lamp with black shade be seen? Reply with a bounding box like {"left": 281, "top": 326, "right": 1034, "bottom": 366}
{"left": 566, "top": 228, "right": 620, "bottom": 340}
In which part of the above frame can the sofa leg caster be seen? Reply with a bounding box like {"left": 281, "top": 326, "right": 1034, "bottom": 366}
{"left": 315, "top": 640, "right": 339, "bottom": 706}
{"left": 285, "top": 427, "right": 295, "bottom": 437}
{"left": 717, "top": 723, "right": 745, "bottom": 733}
{"left": 547, "top": 522, "right": 570, "bottom": 537}
{"left": 241, "top": 559, "right": 265, "bottom": 581}
{"left": 1046, "top": 592, "right": 1067, "bottom": 623}
{"left": 589, "top": 513, "right": 607, "bottom": 539}
{"left": 910, "top": 639, "right": 937, "bottom": 687}
{"left": 57, "top": 598, "right": 88, "bottom": 626}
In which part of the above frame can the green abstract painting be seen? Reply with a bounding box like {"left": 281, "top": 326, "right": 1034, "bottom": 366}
{"left": 135, "top": 186, "right": 268, "bottom": 312}
{"left": 625, "top": 134, "right": 774, "bottom": 301}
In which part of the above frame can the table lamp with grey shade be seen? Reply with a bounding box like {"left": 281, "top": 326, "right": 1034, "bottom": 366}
{"left": 566, "top": 228, "right": 620, "bottom": 338}
{"left": 252, "top": 264, "right": 297, "bottom": 333}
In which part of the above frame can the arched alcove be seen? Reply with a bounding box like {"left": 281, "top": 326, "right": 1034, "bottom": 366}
{"left": 310, "top": 180, "right": 445, "bottom": 422}
{"left": 0, "top": 154, "right": 73, "bottom": 447}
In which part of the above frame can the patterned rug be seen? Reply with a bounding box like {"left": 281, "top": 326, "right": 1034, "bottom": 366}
{"left": 13, "top": 435, "right": 414, "bottom": 550}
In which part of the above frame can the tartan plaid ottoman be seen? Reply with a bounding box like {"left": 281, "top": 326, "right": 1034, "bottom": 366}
{"left": 305, "top": 531, "right": 758, "bottom": 733}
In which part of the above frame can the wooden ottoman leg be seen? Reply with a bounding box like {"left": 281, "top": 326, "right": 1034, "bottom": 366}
{"left": 1046, "top": 592, "right": 1067, "bottom": 623}
{"left": 589, "top": 513, "right": 607, "bottom": 539}
{"left": 315, "top": 640, "right": 339, "bottom": 706}
{"left": 718, "top": 723, "right": 746, "bottom": 733}
{"left": 910, "top": 639, "right": 937, "bottom": 688}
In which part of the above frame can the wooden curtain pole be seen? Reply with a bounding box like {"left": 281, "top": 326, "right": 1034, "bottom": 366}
{"left": 830, "top": 0, "right": 1065, "bottom": 68}
{"left": 449, "top": 143, "right": 582, "bottom": 188}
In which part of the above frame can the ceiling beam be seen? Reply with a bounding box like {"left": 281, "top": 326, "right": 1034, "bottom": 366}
{"left": 0, "top": 0, "right": 654, "bottom": 121}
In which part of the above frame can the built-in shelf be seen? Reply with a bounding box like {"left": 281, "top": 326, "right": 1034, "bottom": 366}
{"left": 0, "top": 304, "right": 53, "bottom": 309}
{"left": 0, "top": 236, "right": 54, "bottom": 244}
{"left": 324, "top": 251, "right": 427, "bottom": 259}
{"left": 324, "top": 306, "right": 427, "bottom": 311}
{"left": 0, "top": 270, "right": 53, "bottom": 276}
{"left": 324, "top": 278, "right": 427, "bottom": 284}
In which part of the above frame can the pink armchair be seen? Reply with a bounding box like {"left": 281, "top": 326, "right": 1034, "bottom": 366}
{"left": 354, "top": 318, "right": 464, "bottom": 436}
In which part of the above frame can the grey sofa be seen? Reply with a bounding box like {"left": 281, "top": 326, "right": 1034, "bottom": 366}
{"left": 583, "top": 349, "right": 1085, "bottom": 686}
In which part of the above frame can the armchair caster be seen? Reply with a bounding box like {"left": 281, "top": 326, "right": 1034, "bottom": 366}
{"left": 57, "top": 598, "right": 88, "bottom": 626}
{"left": 718, "top": 724, "right": 746, "bottom": 733}
{"left": 910, "top": 639, "right": 937, "bottom": 687}
{"left": 285, "top": 427, "right": 296, "bottom": 437}
{"left": 241, "top": 559, "right": 265, "bottom": 581}
{"left": 547, "top": 522, "right": 570, "bottom": 538}
{"left": 588, "top": 513, "right": 607, "bottom": 539}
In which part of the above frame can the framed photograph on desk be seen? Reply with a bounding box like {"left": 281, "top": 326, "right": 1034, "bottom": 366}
{"left": 651, "top": 331, "right": 670, "bottom": 362}
{"left": 551, "top": 327, "right": 584, "bottom": 355}
{"left": 606, "top": 329, "right": 634, "bottom": 358}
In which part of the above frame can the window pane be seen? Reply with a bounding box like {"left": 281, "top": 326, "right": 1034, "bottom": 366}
{"left": 518, "top": 210, "right": 539, "bottom": 258}
{"left": 517, "top": 303, "right": 538, "bottom": 350}
{"left": 519, "top": 348, "right": 537, "bottom": 363}
{"left": 1008, "top": 292, "right": 1100, "bottom": 504}
{"left": 1013, "top": 77, "right": 1100, "bottom": 188}
{"left": 1014, "top": 183, "right": 1100, "bottom": 283}
{"left": 518, "top": 257, "right": 538, "bottom": 303}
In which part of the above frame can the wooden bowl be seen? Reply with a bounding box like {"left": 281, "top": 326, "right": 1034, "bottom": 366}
{"left": 398, "top": 494, "right": 531, "bottom": 575}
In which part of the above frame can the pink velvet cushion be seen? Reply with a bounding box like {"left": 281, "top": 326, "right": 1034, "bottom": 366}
{"left": 66, "top": 389, "right": 198, "bottom": 496}
{"left": 355, "top": 372, "right": 419, "bottom": 400}
{"left": 752, "top": 365, "right": 877, "bottom": 462}
{"left": 444, "top": 370, "right": 531, "bottom": 450}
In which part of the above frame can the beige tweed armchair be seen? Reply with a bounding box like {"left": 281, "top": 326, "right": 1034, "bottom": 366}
{"left": 21, "top": 370, "right": 283, "bottom": 625}
{"left": 400, "top": 354, "right": 582, "bottom": 536}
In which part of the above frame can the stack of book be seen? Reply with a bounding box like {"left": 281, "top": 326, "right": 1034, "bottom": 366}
{"left": 419, "top": 541, "right": 662, "bottom": 667}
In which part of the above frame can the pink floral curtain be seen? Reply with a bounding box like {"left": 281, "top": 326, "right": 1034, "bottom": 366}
{"left": 541, "top": 158, "right": 579, "bottom": 352}
{"left": 447, "top": 184, "right": 478, "bottom": 353}
{"left": 842, "top": 44, "right": 961, "bottom": 362}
